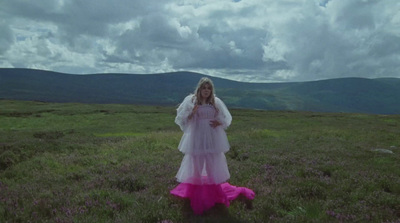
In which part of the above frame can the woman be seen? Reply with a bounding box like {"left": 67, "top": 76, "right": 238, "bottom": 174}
{"left": 170, "top": 77, "right": 255, "bottom": 214}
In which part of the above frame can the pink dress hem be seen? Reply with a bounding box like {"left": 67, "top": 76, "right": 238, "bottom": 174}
{"left": 170, "top": 182, "right": 255, "bottom": 215}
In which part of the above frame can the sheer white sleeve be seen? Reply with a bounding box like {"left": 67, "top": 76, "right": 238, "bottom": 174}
{"left": 175, "top": 94, "right": 195, "bottom": 131}
{"left": 215, "top": 97, "right": 232, "bottom": 129}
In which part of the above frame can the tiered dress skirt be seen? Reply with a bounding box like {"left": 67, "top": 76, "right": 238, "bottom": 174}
{"left": 170, "top": 105, "right": 255, "bottom": 214}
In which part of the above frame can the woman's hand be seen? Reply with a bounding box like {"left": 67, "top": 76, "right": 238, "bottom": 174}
{"left": 210, "top": 120, "right": 221, "bottom": 128}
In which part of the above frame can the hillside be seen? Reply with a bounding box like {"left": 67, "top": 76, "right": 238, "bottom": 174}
{"left": 1, "top": 68, "right": 400, "bottom": 114}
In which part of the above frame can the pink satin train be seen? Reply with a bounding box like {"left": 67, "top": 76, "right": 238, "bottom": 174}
{"left": 170, "top": 183, "right": 255, "bottom": 215}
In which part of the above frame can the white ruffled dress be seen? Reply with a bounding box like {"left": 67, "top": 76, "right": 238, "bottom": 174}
{"left": 174, "top": 94, "right": 232, "bottom": 185}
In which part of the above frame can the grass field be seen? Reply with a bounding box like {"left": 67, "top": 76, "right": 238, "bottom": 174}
{"left": 0, "top": 100, "right": 399, "bottom": 223}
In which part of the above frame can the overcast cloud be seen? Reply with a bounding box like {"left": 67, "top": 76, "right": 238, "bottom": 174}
{"left": 1, "top": 0, "right": 399, "bottom": 82}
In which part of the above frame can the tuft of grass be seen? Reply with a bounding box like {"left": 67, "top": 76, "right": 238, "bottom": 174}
{"left": 94, "top": 132, "right": 146, "bottom": 137}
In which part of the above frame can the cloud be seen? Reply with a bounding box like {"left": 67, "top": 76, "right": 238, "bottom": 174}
{"left": 0, "top": 21, "right": 14, "bottom": 54}
{"left": 258, "top": 0, "right": 400, "bottom": 81}
{"left": 0, "top": 0, "right": 399, "bottom": 82}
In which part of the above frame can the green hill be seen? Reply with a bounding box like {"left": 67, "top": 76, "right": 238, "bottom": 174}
{"left": 1, "top": 68, "right": 400, "bottom": 114}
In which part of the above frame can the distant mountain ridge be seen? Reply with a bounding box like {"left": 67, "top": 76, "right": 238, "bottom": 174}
{"left": 1, "top": 68, "right": 400, "bottom": 114}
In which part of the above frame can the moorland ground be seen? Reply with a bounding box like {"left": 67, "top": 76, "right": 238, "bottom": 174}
{"left": 0, "top": 100, "right": 399, "bottom": 222}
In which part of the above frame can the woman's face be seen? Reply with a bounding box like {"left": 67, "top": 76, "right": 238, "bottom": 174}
{"left": 200, "top": 83, "right": 212, "bottom": 99}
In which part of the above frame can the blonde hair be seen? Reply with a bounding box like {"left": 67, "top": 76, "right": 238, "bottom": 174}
{"left": 193, "top": 77, "right": 216, "bottom": 106}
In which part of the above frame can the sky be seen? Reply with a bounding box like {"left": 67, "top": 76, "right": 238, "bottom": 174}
{"left": 1, "top": 0, "right": 399, "bottom": 83}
